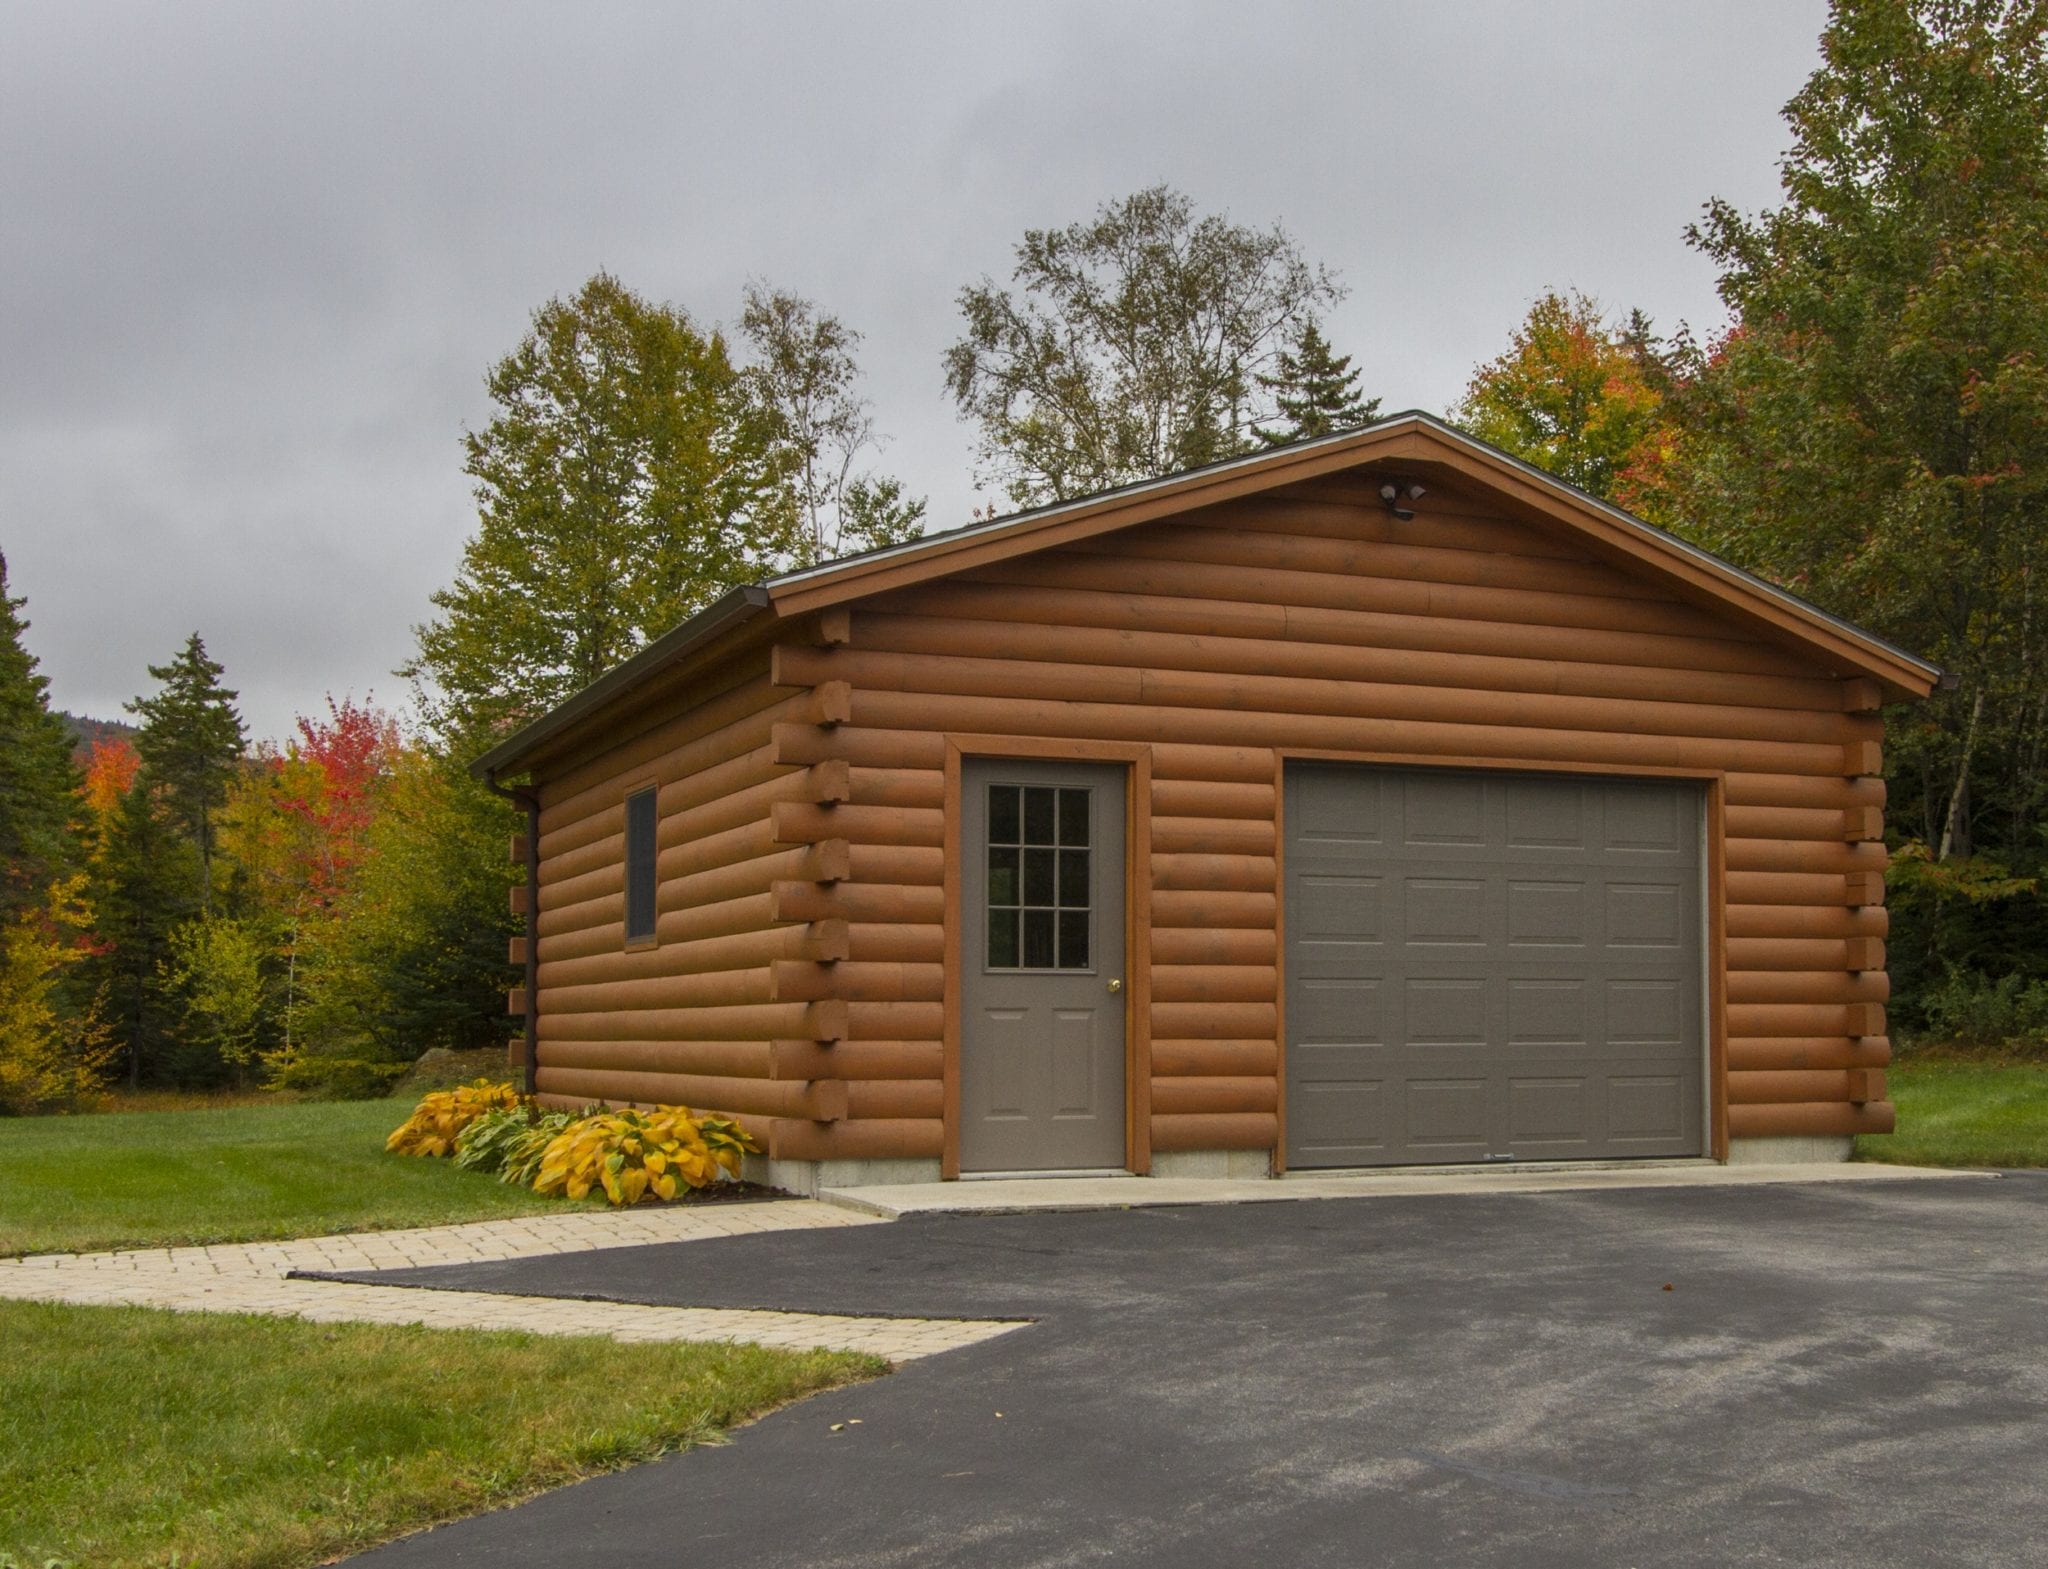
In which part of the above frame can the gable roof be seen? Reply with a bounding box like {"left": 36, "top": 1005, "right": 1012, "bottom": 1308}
{"left": 473, "top": 410, "right": 1944, "bottom": 780}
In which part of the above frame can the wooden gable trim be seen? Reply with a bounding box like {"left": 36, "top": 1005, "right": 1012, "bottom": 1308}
{"left": 766, "top": 416, "right": 1940, "bottom": 702}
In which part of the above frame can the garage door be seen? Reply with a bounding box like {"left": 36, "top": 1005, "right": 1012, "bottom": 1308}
{"left": 1284, "top": 763, "right": 1704, "bottom": 1168}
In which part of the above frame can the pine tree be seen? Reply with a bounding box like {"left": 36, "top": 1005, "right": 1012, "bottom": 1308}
{"left": 1255, "top": 322, "right": 1381, "bottom": 446}
{"left": 125, "top": 633, "right": 245, "bottom": 909}
{"left": 88, "top": 776, "right": 202, "bottom": 1086}
{"left": 0, "top": 552, "right": 83, "bottom": 921}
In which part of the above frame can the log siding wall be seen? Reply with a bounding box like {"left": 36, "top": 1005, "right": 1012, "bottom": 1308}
{"left": 523, "top": 472, "right": 1895, "bottom": 1169}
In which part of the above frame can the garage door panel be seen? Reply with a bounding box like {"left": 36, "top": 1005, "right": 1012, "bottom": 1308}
{"left": 1602, "top": 783, "right": 1689, "bottom": 855}
{"left": 1402, "top": 877, "right": 1488, "bottom": 944}
{"left": 1402, "top": 774, "right": 1488, "bottom": 847}
{"left": 1505, "top": 777, "right": 1590, "bottom": 850}
{"left": 1295, "top": 874, "right": 1385, "bottom": 951}
{"left": 1507, "top": 1075, "right": 1590, "bottom": 1142}
{"left": 1507, "top": 879, "right": 1589, "bottom": 947}
{"left": 1286, "top": 763, "right": 1704, "bottom": 1167}
{"left": 1606, "top": 882, "right": 1686, "bottom": 948}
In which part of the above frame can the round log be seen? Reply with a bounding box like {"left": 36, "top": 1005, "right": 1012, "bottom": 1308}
{"left": 1149, "top": 965, "right": 1278, "bottom": 1005}
{"left": 1151, "top": 779, "right": 1275, "bottom": 820}
{"left": 848, "top": 692, "right": 1854, "bottom": 779}
{"left": 1723, "top": 772, "right": 1886, "bottom": 810}
{"left": 540, "top": 1038, "right": 774, "bottom": 1079}
{"left": 1724, "top": 904, "right": 1888, "bottom": 940}
{"left": 1150, "top": 1038, "right": 1280, "bottom": 1077}
{"left": 786, "top": 645, "right": 1866, "bottom": 750}
{"left": 768, "top": 1117, "right": 944, "bottom": 1162}
{"left": 773, "top": 881, "right": 945, "bottom": 925}
{"left": 1726, "top": 1036, "right": 1891, "bottom": 1072}
{"left": 1151, "top": 816, "right": 1276, "bottom": 857}
{"left": 1149, "top": 1002, "right": 1277, "bottom": 1040}
{"left": 847, "top": 922, "right": 945, "bottom": 963}
{"left": 846, "top": 1080, "right": 945, "bottom": 1120}
{"left": 1152, "top": 890, "right": 1277, "bottom": 928}
{"left": 1725, "top": 970, "right": 1890, "bottom": 1006}
{"left": 1153, "top": 854, "right": 1276, "bottom": 893}
{"left": 846, "top": 1001, "right": 945, "bottom": 1040}
{"left": 878, "top": 574, "right": 1810, "bottom": 680}
{"left": 1727, "top": 1100, "right": 1893, "bottom": 1139}
{"left": 848, "top": 767, "right": 946, "bottom": 809}
{"left": 1149, "top": 928, "right": 1277, "bottom": 967}
{"left": 1150, "top": 1077, "right": 1279, "bottom": 1116}
{"left": 771, "top": 1039, "right": 942, "bottom": 1081}
{"left": 1149, "top": 1111, "right": 1277, "bottom": 1152}
{"left": 1724, "top": 839, "right": 1888, "bottom": 875}
{"left": 852, "top": 606, "right": 1849, "bottom": 715}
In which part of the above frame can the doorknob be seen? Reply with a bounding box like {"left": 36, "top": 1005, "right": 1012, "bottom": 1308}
{"left": 1107, "top": 978, "right": 1123, "bottom": 993}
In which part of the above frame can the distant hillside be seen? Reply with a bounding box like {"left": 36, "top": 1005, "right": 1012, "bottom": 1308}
{"left": 59, "top": 710, "right": 138, "bottom": 758}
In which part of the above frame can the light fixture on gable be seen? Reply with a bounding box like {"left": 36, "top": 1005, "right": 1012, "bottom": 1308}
{"left": 1378, "top": 478, "right": 1427, "bottom": 520}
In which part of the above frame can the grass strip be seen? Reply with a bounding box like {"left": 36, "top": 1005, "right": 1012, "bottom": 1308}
{"left": 0, "top": 1299, "right": 880, "bottom": 1568}
{"left": 1856, "top": 1061, "right": 2048, "bottom": 1168}
{"left": 0, "top": 1100, "right": 584, "bottom": 1257}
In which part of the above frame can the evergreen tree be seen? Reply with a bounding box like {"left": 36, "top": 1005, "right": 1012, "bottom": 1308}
{"left": 88, "top": 777, "right": 202, "bottom": 1087}
{"left": 0, "top": 552, "right": 83, "bottom": 921}
{"left": 1255, "top": 322, "right": 1381, "bottom": 445}
{"left": 125, "top": 633, "right": 245, "bottom": 909}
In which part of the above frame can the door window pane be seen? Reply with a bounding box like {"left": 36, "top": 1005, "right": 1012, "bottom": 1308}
{"left": 985, "top": 781, "right": 1093, "bottom": 971}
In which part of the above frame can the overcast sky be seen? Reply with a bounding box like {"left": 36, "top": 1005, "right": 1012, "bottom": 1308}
{"left": 1, "top": 0, "right": 1832, "bottom": 744}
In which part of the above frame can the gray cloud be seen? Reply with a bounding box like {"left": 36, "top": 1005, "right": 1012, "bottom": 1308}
{"left": 0, "top": 0, "right": 1828, "bottom": 741}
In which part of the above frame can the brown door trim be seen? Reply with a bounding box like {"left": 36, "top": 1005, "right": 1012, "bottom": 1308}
{"left": 942, "top": 736, "right": 1153, "bottom": 1179}
{"left": 1272, "top": 746, "right": 1727, "bottom": 1170}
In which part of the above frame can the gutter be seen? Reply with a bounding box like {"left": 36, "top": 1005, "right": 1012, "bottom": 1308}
{"left": 481, "top": 770, "right": 540, "bottom": 1096}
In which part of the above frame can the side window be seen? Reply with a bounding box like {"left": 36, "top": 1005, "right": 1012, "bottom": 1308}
{"left": 624, "top": 786, "right": 658, "bottom": 944}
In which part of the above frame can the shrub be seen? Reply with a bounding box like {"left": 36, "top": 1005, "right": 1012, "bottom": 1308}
{"left": 452, "top": 1103, "right": 581, "bottom": 1186}
{"left": 533, "top": 1106, "right": 758, "bottom": 1205}
{"left": 274, "top": 1055, "right": 411, "bottom": 1100}
{"left": 1918, "top": 971, "right": 2048, "bottom": 1056}
{"left": 386, "top": 1078, "right": 524, "bottom": 1157}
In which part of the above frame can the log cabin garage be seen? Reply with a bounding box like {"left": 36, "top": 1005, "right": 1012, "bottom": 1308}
{"left": 476, "top": 412, "right": 1942, "bottom": 1192}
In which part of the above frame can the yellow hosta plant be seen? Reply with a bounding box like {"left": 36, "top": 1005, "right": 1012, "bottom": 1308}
{"left": 385, "top": 1078, "right": 525, "bottom": 1158}
{"left": 533, "top": 1106, "right": 759, "bottom": 1205}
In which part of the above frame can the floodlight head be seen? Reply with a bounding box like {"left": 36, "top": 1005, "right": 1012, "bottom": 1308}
{"left": 1378, "top": 480, "right": 1416, "bottom": 521}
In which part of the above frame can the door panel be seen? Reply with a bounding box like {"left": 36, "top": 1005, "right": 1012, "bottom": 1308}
{"left": 961, "top": 760, "right": 1127, "bottom": 1172}
{"left": 1284, "top": 763, "right": 1704, "bottom": 1168}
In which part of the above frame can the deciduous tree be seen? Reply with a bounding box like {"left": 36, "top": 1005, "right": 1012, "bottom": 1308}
{"left": 944, "top": 186, "right": 1344, "bottom": 505}
{"left": 740, "top": 285, "right": 927, "bottom": 563}
{"left": 1451, "top": 290, "right": 1672, "bottom": 510}
{"left": 1647, "top": 0, "right": 2048, "bottom": 1005}
{"left": 407, "top": 273, "right": 800, "bottom": 753}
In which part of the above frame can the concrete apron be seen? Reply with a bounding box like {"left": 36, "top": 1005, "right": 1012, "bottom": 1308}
{"left": 817, "top": 1160, "right": 1987, "bottom": 1220}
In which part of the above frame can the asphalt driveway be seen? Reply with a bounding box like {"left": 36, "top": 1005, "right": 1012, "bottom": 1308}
{"left": 340, "top": 1173, "right": 2048, "bottom": 1568}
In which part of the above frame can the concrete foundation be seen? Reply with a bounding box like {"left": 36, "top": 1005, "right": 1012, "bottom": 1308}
{"left": 1725, "top": 1135, "right": 1855, "bottom": 1165}
{"left": 754, "top": 1156, "right": 943, "bottom": 1197}
{"left": 1150, "top": 1149, "right": 1275, "bottom": 1181}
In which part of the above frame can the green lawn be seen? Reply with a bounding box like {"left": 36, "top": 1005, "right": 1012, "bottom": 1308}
{"left": 0, "top": 1299, "right": 879, "bottom": 1569}
{"left": 0, "top": 1099, "right": 583, "bottom": 1257}
{"left": 1857, "top": 1060, "right": 2048, "bottom": 1168}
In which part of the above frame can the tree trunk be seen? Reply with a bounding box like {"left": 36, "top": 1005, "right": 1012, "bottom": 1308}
{"left": 1936, "top": 687, "right": 1986, "bottom": 862}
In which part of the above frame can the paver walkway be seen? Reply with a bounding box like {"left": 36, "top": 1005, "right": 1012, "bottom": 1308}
{"left": 0, "top": 1201, "right": 1023, "bottom": 1361}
